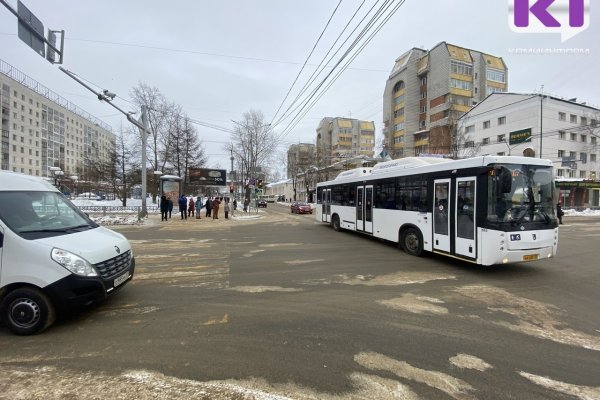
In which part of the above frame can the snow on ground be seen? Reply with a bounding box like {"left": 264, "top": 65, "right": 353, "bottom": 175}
{"left": 71, "top": 198, "right": 600, "bottom": 225}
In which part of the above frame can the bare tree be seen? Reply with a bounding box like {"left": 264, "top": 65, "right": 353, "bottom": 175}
{"left": 226, "top": 110, "right": 278, "bottom": 205}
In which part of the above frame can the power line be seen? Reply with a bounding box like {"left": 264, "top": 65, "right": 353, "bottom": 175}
{"left": 270, "top": 0, "right": 343, "bottom": 125}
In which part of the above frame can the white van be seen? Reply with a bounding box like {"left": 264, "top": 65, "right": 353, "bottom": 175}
{"left": 0, "top": 171, "right": 135, "bottom": 335}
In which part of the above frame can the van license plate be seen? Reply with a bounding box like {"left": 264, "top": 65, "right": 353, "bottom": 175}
{"left": 114, "top": 272, "right": 130, "bottom": 287}
{"left": 523, "top": 254, "right": 539, "bottom": 261}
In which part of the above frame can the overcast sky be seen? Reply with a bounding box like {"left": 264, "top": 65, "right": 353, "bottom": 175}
{"left": 1, "top": 0, "right": 598, "bottom": 172}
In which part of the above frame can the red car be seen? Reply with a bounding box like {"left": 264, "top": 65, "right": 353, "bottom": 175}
{"left": 291, "top": 202, "right": 312, "bottom": 214}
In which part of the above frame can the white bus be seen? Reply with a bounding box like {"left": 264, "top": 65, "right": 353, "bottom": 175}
{"left": 315, "top": 156, "right": 559, "bottom": 266}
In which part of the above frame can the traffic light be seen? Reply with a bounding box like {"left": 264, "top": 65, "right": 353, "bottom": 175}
{"left": 257, "top": 179, "right": 263, "bottom": 188}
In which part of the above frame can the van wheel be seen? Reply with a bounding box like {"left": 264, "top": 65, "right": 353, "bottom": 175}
{"left": 2, "top": 288, "right": 55, "bottom": 335}
{"left": 331, "top": 215, "right": 341, "bottom": 232}
{"left": 402, "top": 228, "right": 423, "bottom": 257}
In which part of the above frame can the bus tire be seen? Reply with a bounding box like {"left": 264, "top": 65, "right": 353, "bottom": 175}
{"left": 331, "top": 215, "right": 341, "bottom": 232}
{"left": 402, "top": 228, "right": 423, "bottom": 257}
{"left": 1, "top": 287, "right": 55, "bottom": 335}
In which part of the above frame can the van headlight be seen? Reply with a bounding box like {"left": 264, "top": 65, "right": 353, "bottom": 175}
{"left": 52, "top": 248, "right": 98, "bottom": 277}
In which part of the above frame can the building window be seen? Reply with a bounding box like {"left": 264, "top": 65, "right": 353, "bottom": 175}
{"left": 558, "top": 150, "right": 565, "bottom": 158}
{"left": 570, "top": 114, "right": 577, "bottom": 123}
{"left": 559, "top": 130, "right": 566, "bottom": 140}
{"left": 591, "top": 154, "right": 597, "bottom": 162}
{"left": 497, "top": 134, "right": 506, "bottom": 143}
{"left": 483, "top": 120, "right": 490, "bottom": 129}
{"left": 465, "top": 125, "right": 475, "bottom": 133}
{"left": 570, "top": 151, "right": 577, "bottom": 159}
{"left": 498, "top": 116, "right": 506, "bottom": 125}
{"left": 497, "top": 152, "right": 505, "bottom": 156}
{"left": 581, "top": 117, "right": 587, "bottom": 125}
{"left": 580, "top": 153, "right": 587, "bottom": 164}
{"left": 558, "top": 112, "right": 566, "bottom": 121}
{"left": 570, "top": 133, "right": 577, "bottom": 141}
{"left": 486, "top": 69, "right": 506, "bottom": 83}
{"left": 556, "top": 169, "right": 564, "bottom": 177}
{"left": 581, "top": 135, "right": 587, "bottom": 143}
{"left": 592, "top": 137, "right": 597, "bottom": 145}
{"left": 393, "top": 81, "right": 405, "bottom": 93}
{"left": 569, "top": 170, "right": 576, "bottom": 178}
{"left": 465, "top": 141, "right": 475, "bottom": 148}
{"left": 451, "top": 61, "right": 473, "bottom": 76}
{"left": 580, "top": 171, "right": 586, "bottom": 178}
{"left": 450, "top": 78, "right": 472, "bottom": 91}
{"left": 482, "top": 137, "right": 489, "bottom": 145}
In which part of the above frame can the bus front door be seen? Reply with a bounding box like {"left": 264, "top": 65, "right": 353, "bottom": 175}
{"left": 433, "top": 179, "right": 450, "bottom": 253}
{"left": 321, "top": 188, "right": 331, "bottom": 223}
{"left": 356, "top": 185, "right": 373, "bottom": 233}
{"left": 454, "top": 178, "right": 476, "bottom": 259}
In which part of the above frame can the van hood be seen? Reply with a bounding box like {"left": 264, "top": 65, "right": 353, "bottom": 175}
{"left": 36, "top": 226, "right": 131, "bottom": 264}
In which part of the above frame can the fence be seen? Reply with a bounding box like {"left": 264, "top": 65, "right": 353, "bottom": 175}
{"left": 77, "top": 205, "right": 161, "bottom": 216}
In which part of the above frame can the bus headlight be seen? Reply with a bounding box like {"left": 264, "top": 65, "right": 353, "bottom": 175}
{"left": 502, "top": 258, "right": 509, "bottom": 264}
{"left": 52, "top": 248, "right": 98, "bottom": 277}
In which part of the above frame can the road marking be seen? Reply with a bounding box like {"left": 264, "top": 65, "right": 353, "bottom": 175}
{"left": 284, "top": 259, "right": 324, "bottom": 265}
{"left": 228, "top": 286, "right": 303, "bottom": 293}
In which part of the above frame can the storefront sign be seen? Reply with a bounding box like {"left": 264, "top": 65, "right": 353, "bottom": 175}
{"left": 509, "top": 128, "right": 532, "bottom": 145}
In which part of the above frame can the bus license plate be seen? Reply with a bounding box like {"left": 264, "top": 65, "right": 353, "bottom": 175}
{"left": 114, "top": 272, "right": 130, "bottom": 288}
{"left": 523, "top": 254, "right": 539, "bottom": 261}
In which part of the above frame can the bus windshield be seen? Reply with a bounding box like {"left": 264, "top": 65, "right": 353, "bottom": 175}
{"left": 487, "top": 164, "right": 556, "bottom": 225}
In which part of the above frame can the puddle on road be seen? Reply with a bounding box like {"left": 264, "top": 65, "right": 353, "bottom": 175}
{"left": 354, "top": 352, "right": 477, "bottom": 400}
{"left": 454, "top": 285, "right": 600, "bottom": 352}
{"left": 449, "top": 354, "right": 493, "bottom": 372}
{"left": 377, "top": 294, "right": 448, "bottom": 315}
{"left": 519, "top": 372, "right": 600, "bottom": 400}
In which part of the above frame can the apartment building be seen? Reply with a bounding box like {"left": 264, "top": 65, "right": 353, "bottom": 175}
{"left": 0, "top": 59, "right": 114, "bottom": 181}
{"left": 382, "top": 42, "right": 508, "bottom": 159}
{"left": 286, "top": 142, "right": 315, "bottom": 179}
{"left": 458, "top": 92, "right": 600, "bottom": 207}
{"left": 315, "top": 117, "right": 375, "bottom": 165}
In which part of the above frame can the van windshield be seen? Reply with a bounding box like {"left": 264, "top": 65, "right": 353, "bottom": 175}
{"left": 0, "top": 191, "right": 98, "bottom": 239}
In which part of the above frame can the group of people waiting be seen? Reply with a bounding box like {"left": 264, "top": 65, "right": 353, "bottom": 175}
{"left": 159, "top": 194, "right": 237, "bottom": 222}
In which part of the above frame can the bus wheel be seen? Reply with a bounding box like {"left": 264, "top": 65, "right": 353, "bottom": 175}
{"left": 1, "top": 288, "right": 55, "bottom": 335}
{"left": 402, "top": 228, "right": 423, "bottom": 257}
{"left": 331, "top": 215, "right": 341, "bottom": 232}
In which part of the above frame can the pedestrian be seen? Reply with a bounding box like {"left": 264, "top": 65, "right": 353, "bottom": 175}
{"left": 231, "top": 198, "right": 236, "bottom": 218}
{"left": 160, "top": 195, "right": 168, "bottom": 221}
{"left": 224, "top": 198, "right": 230, "bottom": 219}
{"left": 167, "top": 196, "right": 173, "bottom": 219}
{"left": 205, "top": 197, "right": 212, "bottom": 218}
{"left": 195, "top": 196, "right": 202, "bottom": 219}
{"left": 243, "top": 199, "right": 249, "bottom": 212}
{"left": 188, "top": 196, "right": 195, "bottom": 217}
{"left": 178, "top": 194, "right": 187, "bottom": 219}
{"left": 557, "top": 202, "right": 564, "bottom": 224}
{"left": 212, "top": 197, "right": 221, "bottom": 219}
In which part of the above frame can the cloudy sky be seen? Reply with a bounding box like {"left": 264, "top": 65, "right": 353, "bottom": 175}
{"left": 1, "top": 0, "right": 598, "bottom": 172}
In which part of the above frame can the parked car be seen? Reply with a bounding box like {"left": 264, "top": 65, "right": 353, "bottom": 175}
{"left": 291, "top": 202, "right": 312, "bottom": 214}
{"left": 257, "top": 199, "right": 268, "bottom": 208}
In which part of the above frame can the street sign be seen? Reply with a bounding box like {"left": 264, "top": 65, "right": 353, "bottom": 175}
{"left": 17, "top": 0, "right": 45, "bottom": 57}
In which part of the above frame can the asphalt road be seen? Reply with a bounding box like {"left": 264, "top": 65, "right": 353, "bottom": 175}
{"left": 1, "top": 204, "right": 599, "bottom": 400}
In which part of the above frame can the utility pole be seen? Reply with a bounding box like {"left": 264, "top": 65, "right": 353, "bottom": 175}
{"left": 539, "top": 85, "right": 544, "bottom": 159}
{"left": 140, "top": 105, "right": 149, "bottom": 217}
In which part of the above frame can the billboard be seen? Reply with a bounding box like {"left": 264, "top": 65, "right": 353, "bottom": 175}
{"left": 509, "top": 128, "right": 532, "bottom": 145}
{"left": 188, "top": 168, "right": 226, "bottom": 186}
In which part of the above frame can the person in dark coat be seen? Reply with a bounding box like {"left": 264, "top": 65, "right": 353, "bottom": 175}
{"left": 160, "top": 195, "right": 168, "bottom": 221}
{"left": 167, "top": 197, "right": 173, "bottom": 219}
{"left": 178, "top": 194, "right": 188, "bottom": 219}
{"left": 205, "top": 197, "right": 212, "bottom": 218}
{"left": 557, "top": 202, "right": 564, "bottom": 224}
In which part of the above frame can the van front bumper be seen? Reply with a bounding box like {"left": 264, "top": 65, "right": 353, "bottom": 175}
{"left": 45, "top": 257, "right": 135, "bottom": 311}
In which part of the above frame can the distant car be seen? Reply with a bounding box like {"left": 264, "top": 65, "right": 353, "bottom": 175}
{"left": 257, "top": 199, "right": 267, "bottom": 208}
{"left": 291, "top": 202, "right": 312, "bottom": 214}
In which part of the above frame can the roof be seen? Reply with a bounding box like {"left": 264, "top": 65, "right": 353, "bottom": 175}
{"left": 0, "top": 171, "right": 60, "bottom": 192}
